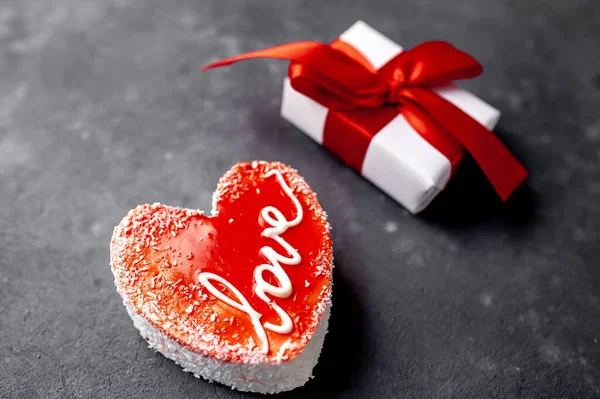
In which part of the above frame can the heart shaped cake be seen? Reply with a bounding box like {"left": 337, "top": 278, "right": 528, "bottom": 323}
{"left": 110, "top": 161, "right": 333, "bottom": 393}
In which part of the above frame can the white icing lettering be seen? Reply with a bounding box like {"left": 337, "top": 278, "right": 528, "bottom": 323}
{"left": 276, "top": 339, "right": 292, "bottom": 363}
{"left": 197, "top": 169, "right": 303, "bottom": 354}
{"left": 197, "top": 272, "right": 268, "bottom": 353}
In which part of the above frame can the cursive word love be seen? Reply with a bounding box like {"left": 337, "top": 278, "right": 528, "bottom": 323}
{"left": 197, "top": 169, "right": 303, "bottom": 354}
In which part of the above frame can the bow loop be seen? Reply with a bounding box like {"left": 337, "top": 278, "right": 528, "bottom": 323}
{"left": 379, "top": 41, "right": 484, "bottom": 89}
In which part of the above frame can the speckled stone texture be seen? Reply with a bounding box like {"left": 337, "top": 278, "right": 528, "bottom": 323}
{"left": 1, "top": 0, "right": 599, "bottom": 398}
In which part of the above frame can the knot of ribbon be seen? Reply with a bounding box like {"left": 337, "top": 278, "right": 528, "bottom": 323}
{"left": 385, "top": 80, "right": 406, "bottom": 105}
{"left": 203, "top": 39, "right": 527, "bottom": 201}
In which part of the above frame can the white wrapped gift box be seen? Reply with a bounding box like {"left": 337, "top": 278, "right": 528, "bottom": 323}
{"left": 281, "top": 21, "right": 501, "bottom": 213}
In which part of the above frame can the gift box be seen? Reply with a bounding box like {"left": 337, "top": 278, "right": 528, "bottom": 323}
{"left": 203, "top": 21, "right": 527, "bottom": 214}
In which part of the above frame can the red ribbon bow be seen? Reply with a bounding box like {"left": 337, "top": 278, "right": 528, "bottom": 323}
{"left": 203, "top": 38, "right": 527, "bottom": 201}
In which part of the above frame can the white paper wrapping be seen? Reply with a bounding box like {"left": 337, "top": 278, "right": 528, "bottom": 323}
{"left": 281, "top": 21, "right": 501, "bottom": 213}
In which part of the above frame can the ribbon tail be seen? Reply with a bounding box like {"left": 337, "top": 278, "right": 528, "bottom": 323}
{"left": 202, "top": 40, "right": 389, "bottom": 108}
{"left": 202, "top": 42, "right": 325, "bottom": 71}
{"left": 406, "top": 89, "right": 527, "bottom": 201}
{"left": 202, "top": 41, "right": 379, "bottom": 88}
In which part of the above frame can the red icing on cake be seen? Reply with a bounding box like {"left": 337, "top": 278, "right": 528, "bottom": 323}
{"left": 110, "top": 161, "right": 332, "bottom": 363}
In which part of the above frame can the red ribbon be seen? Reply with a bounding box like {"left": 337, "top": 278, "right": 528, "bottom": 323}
{"left": 203, "top": 38, "right": 527, "bottom": 201}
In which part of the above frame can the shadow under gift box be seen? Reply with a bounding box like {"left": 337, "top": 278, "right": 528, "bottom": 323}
{"left": 280, "top": 21, "right": 501, "bottom": 214}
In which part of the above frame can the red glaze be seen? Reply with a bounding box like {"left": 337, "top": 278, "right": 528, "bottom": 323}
{"left": 110, "top": 161, "right": 332, "bottom": 363}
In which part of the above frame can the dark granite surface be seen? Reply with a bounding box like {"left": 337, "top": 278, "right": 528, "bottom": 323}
{"left": 1, "top": 0, "right": 599, "bottom": 398}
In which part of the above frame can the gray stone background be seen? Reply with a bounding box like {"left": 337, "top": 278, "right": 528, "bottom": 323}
{"left": 1, "top": 0, "right": 599, "bottom": 398}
